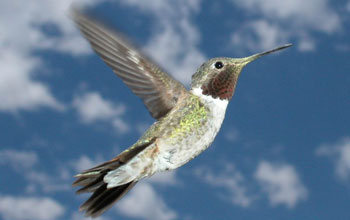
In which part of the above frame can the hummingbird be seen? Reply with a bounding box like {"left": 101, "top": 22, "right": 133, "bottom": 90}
{"left": 72, "top": 10, "right": 292, "bottom": 217}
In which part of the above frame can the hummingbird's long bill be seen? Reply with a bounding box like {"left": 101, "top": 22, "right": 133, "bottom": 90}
{"left": 239, "top": 43, "right": 293, "bottom": 66}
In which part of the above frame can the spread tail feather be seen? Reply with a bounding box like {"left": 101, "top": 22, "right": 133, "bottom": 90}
{"left": 80, "top": 181, "right": 137, "bottom": 218}
{"left": 73, "top": 159, "right": 137, "bottom": 217}
{"left": 73, "top": 138, "right": 155, "bottom": 217}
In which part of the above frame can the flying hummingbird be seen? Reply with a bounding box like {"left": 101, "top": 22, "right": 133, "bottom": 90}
{"left": 72, "top": 10, "right": 292, "bottom": 217}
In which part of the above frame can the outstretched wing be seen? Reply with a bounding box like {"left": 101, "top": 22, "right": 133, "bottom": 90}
{"left": 73, "top": 10, "right": 188, "bottom": 119}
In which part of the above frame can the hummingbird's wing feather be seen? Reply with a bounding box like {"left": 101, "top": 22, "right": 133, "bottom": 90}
{"left": 73, "top": 11, "right": 188, "bottom": 119}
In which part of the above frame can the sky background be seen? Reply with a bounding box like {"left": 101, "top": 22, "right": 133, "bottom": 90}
{"left": 0, "top": 0, "right": 350, "bottom": 220}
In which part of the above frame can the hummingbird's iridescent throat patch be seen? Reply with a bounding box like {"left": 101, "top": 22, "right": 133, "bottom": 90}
{"left": 201, "top": 66, "right": 237, "bottom": 100}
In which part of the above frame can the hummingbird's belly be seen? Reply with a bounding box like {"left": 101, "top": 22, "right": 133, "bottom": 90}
{"left": 158, "top": 118, "right": 221, "bottom": 170}
{"left": 156, "top": 88, "right": 229, "bottom": 171}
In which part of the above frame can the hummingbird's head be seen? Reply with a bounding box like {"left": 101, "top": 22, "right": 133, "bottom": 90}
{"left": 191, "top": 44, "right": 292, "bottom": 100}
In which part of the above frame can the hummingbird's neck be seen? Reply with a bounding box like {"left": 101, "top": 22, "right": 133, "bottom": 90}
{"left": 191, "top": 87, "right": 229, "bottom": 111}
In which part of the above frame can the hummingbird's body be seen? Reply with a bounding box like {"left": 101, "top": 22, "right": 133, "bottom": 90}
{"left": 105, "top": 89, "right": 227, "bottom": 188}
{"left": 72, "top": 10, "right": 291, "bottom": 218}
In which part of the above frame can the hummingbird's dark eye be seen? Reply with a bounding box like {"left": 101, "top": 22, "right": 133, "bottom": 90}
{"left": 215, "top": 61, "right": 224, "bottom": 69}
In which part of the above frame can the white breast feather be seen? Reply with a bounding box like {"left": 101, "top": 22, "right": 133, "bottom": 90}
{"left": 156, "top": 87, "right": 228, "bottom": 170}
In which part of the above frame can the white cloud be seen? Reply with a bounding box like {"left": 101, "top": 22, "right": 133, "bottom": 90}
{"left": 254, "top": 161, "right": 308, "bottom": 208}
{"left": 25, "top": 171, "right": 70, "bottom": 193}
{"left": 0, "top": 196, "right": 64, "bottom": 220}
{"left": 231, "top": 20, "right": 288, "bottom": 52}
{"left": 136, "top": 122, "right": 152, "bottom": 135}
{"left": 231, "top": 0, "right": 341, "bottom": 52}
{"left": 297, "top": 34, "right": 316, "bottom": 52}
{"left": 0, "top": 0, "right": 205, "bottom": 113}
{"left": 0, "top": 149, "right": 38, "bottom": 170}
{"left": 195, "top": 164, "right": 253, "bottom": 207}
{"left": 24, "top": 154, "right": 108, "bottom": 194}
{"left": 72, "top": 92, "right": 125, "bottom": 123}
{"left": 224, "top": 127, "right": 240, "bottom": 142}
{"left": 120, "top": 0, "right": 206, "bottom": 85}
{"left": 334, "top": 43, "right": 350, "bottom": 52}
{"left": 71, "top": 154, "right": 105, "bottom": 172}
{"left": 0, "top": 0, "right": 96, "bottom": 56}
{"left": 0, "top": 49, "right": 65, "bottom": 112}
{"left": 117, "top": 182, "right": 177, "bottom": 220}
{"left": 72, "top": 91, "right": 129, "bottom": 133}
{"left": 0, "top": 149, "right": 70, "bottom": 193}
{"left": 144, "top": 23, "right": 205, "bottom": 85}
{"left": 25, "top": 154, "right": 108, "bottom": 193}
{"left": 316, "top": 137, "right": 350, "bottom": 181}
{"left": 0, "top": 0, "right": 103, "bottom": 112}
{"left": 112, "top": 118, "right": 130, "bottom": 134}
{"left": 234, "top": 0, "right": 340, "bottom": 33}
{"left": 71, "top": 211, "right": 110, "bottom": 220}
{"left": 147, "top": 170, "right": 178, "bottom": 185}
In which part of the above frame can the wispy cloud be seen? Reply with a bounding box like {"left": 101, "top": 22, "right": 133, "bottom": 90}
{"left": 147, "top": 170, "right": 178, "bottom": 186}
{"left": 316, "top": 137, "right": 350, "bottom": 182}
{"left": 70, "top": 154, "right": 105, "bottom": 173}
{"left": 234, "top": 0, "right": 340, "bottom": 32}
{"left": 224, "top": 127, "right": 240, "bottom": 142}
{"left": 71, "top": 211, "right": 110, "bottom": 220}
{"left": 72, "top": 91, "right": 125, "bottom": 122}
{"left": 117, "top": 182, "right": 177, "bottom": 220}
{"left": 0, "top": 0, "right": 205, "bottom": 113}
{"left": 136, "top": 122, "right": 152, "bottom": 135}
{"left": 0, "top": 149, "right": 71, "bottom": 193}
{"left": 195, "top": 163, "right": 253, "bottom": 207}
{"left": 120, "top": 0, "right": 206, "bottom": 85}
{"left": 0, "top": 50, "right": 65, "bottom": 112}
{"left": 25, "top": 154, "right": 106, "bottom": 194}
{"left": 230, "top": 0, "right": 341, "bottom": 52}
{"left": 0, "top": 149, "right": 38, "bottom": 170}
{"left": 72, "top": 91, "right": 129, "bottom": 134}
{"left": 254, "top": 160, "right": 308, "bottom": 208}
{"left": 0, "top": 0, "right": 103, "bottom": 113}
{"left": 25, "top": 171, "right": 70, "bottom": 194}
{"left": 231, "top": 19, "right": 289, "bottom": 52}
{"left": 0, "top": 195, "right": 65, "bottom": 220}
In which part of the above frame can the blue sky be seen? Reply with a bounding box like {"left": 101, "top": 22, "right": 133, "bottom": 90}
{"left": 1, "top": 0, "right": 350, "bottom": 220}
